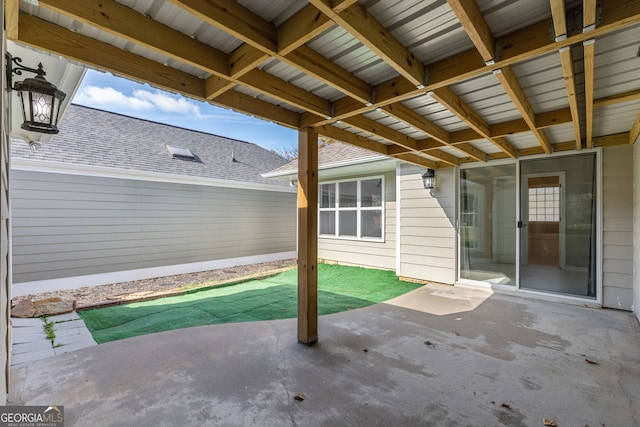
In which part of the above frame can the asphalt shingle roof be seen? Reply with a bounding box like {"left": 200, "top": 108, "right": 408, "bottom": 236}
{"left": 11, "top": 104, "right": 291, "bottom": 187}
{"left": 265, "top": 142, "right": 387, "bottom": 177}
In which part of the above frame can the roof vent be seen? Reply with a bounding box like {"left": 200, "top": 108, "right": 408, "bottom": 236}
{"left": 166, "top": 145, "right": 198, "bottom": 161}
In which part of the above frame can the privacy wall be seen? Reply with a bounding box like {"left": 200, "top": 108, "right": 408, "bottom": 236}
{"left": 11, "top": 169, "right": 296, "bottom": 287}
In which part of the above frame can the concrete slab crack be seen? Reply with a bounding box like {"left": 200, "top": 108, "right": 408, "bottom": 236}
{"left": 273, "top": 325, "right": 298, "bottom": 427}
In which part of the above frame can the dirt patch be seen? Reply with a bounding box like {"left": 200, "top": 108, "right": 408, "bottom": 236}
{"left": 12, "top": 259, "right": 297, "bottom": 310}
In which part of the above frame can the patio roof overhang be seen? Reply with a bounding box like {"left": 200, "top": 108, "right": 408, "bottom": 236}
{"left": 5, "top": 0, "right": 640, "bottom": 343}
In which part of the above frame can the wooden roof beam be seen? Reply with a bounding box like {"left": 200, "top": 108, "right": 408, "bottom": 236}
{"left": 315, "top": 125, "right": 395, "bottom": 158}
{"left": 342, "top": 116, "right": 423, "bottom": 152}
{"left": 381, "top": 103, "right": 450, "bottom": 145}
{"left": 303, "top": 0, "right": 640, "bottom": 127}
{"left": 594, "top": 89, "right": 640, "bottom": 108}
{"left": 170, "top": 0, "right": 373, "bottom": 104}
{"left": 38, "top": 0, "right": 331, "bottom": 118}
{"left": 447, "top": 0, "right": 495, "bottom": 63}
{"left": 583, "top": 0, "right": 597, "bottom": 148}
{"left": 630, "top": 114, "right": 640, "bottom": 145}
{"left": 550, "top": 0, "right": 568, "bottom": 38}
{"left": 307, "top": 0, "right": 425, "bottom": 87}
{"left": 430, "top": 87, "right": 517, "bottom": 158}
{"left": 168, "top": 0, "right": 276, "bottom": 52}
{"left": 5, "top": 0, "right": 19, "bottom": 40}
{"left": 557, "top": 47, "right": 583, "bottom": 150}
{"left": 277, "top": 5, "right": 333, "bottom": 56}
{"left": 17, "top": 13, "right": 300, "bottom": 129}
{"left": 494, "top": 66, "right": 552, "bottom": 154}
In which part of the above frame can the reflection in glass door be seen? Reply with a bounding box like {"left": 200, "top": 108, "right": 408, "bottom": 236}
{"left": 459, "top": 153, "right": 598, "bottom": 299}
{"left": 460, "top": 164, "right": 516, "bottom": 285}
{"left": 519, "top": 155, "right": 597, "bottom": 297}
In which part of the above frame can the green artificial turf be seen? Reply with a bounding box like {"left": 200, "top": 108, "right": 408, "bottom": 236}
{"left": 78, "top": 263, "right": 422, "bottom": 343}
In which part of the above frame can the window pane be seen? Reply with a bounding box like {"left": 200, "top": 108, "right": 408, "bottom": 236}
{"left": 319, "top": 211, "right": 335, "bottom": 235}
{"left": 339, "top": 211, "right": 357, "bottom": 236}
{"left": 339, "top": 181, "right": 357, "bottom": 207}
{"left": 320, "top": 184, "right": 335, "bottom": 208}
{"left": 361, "top": 210, "right": 382, "bottom": 238}
{"left": 361, "top": 179, "right": 382, "bottom": 207}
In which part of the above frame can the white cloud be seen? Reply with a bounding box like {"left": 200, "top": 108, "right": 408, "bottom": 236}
{"left": 74, "top": 85, "right": 202, "bottom": 116}
{"left": 74, "top": 86, "right": 154, "bottom": 111}
{"left": 133, "top": 89, "right": 201, "bottom": 116}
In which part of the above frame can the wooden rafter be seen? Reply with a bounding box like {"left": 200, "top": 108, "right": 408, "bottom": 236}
{"left": 315, "top": 125, "right": 441, "bottom": 169}
{"left": 37, "top": 0, "right": 332, "bottom": 118}
{"left": 16, "top": 13, "right": 301, "bottom": 129}
{"left": 594, "top": 89, "right": 640, "bottom": 108}
{"left": 342, "top": 116, "right": 423, "bottom": 152}
{"left": 630, "top": 114, "right": 640, "bottom": 145}
{"left": 583, "top": 40, "right": 595, "bottom": 148}
{"left": 557, "top": 47, "right": 582, "bottom": 150}
{"left": 303, "top": 0, "right": 640, "bottom": 127}
{"left": 583, "top": 0, "right": 597, "bottom": 148}
{"left": 277, "top": 5, "right": 333, "bottom": 56}
{"left": 380, "top": 103, "right": 483, "bottom": 162}
{"left": 5, "top": 0, "right": 19, "bottom": 40}
{"left": 494, "top": 66, "right": 552, "bottom": 154}
{"left": 447, "top": 0, "right": 495, "bottom": 62}
{"left": 549, "top": 0, "right": 567, "bottom": 38}
{"left": 307, "top": 0, "right": 425, "bottom": 87}
{"left": 13, "top": 0, "right": 640, "bottom": 172}
{"left": 430, "top": 87, "right": 518, "bottom": 158}
{"left": 169, "top": 0, "right": 374, "bottom": 105}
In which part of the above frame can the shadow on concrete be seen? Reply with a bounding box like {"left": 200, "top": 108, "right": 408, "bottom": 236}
{"left": 10, "top": 283, "right": 640, "bottom": 426}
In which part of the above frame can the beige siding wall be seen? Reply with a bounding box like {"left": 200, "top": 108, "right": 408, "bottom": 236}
{"left": 602, "top": 146, "right": 634, "bottom": 310}
{"left": 634, "top": 142, "right": 640, "bottom": 321}
{"left": 11, "top": 170, "right": 296, "bottom": 284}
{"left": 398, "top": 165, "right": 456, "bottom": 284}
{"left": 318, "top": 170, "right": 396, "bottom": 270}
{"left": 1, "top": 19, "right": 9, "bottom": 404}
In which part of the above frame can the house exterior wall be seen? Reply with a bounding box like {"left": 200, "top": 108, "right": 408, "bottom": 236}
{"left": 1, "top": 18, "right": 10, "bottom": 404}
{"left": 602, "top": 146, "right": 634, "bottom": 310}
{"left": 634, "top": 142, "right": 640, "bottom": 321}
{"left": 318, "top": 170, "right": 396, "bottom": 270}
{"left": 398, "top": 164, "right": 456, "bottom": 284}
{"left": 11, "top": 169, "right": 296, "bottom": 289}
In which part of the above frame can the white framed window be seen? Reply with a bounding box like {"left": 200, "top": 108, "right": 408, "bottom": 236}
{"left": 319, "top": 176, "right": 384, "bottom": 241}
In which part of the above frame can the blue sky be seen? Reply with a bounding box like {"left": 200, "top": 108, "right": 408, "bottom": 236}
{"left": 73, "top": 69, "right": 298, "bottom": 153}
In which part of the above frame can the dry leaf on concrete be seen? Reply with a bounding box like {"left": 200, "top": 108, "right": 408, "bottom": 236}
{"left": 294, "top": 392, "right": 305, "bottom": 401}
{"left": 543, "top": 418, "right": 558, "bottom": 426}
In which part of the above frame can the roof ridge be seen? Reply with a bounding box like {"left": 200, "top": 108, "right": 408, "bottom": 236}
{"left": 69, "top": 103, "right": 253, "bottom": 145}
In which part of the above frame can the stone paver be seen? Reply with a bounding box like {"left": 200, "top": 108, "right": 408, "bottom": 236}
{"left": 10, "top": 312, "right": 96, "bottom": 366}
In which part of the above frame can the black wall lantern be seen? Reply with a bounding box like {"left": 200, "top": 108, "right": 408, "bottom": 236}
{"left": 5, "top": 53, "right": 67, "bottom": 134}
{"left": 422, "top": 168, "right": 436, "bottom": 190}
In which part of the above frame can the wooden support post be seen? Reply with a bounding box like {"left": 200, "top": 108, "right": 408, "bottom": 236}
{"left": 297, "top": 127, "right": 318, "bottom": 345}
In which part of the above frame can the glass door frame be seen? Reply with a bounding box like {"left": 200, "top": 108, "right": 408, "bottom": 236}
{"left": 456, "top": 149, "right": 603, "bottom": 305}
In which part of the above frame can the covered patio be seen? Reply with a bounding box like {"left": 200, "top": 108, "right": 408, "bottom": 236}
{"left": 9, "top": 284, "right": 640, "bottom": 426}
{"left": 2, "top": 0, "right": 640, "bottom": 412}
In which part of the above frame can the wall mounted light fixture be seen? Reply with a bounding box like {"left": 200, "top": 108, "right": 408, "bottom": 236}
{"left": 422, "top": 168, "right": 436, "bottom": 190}
{"left": 5, "top": 53, "right": 67, "bottom": 134}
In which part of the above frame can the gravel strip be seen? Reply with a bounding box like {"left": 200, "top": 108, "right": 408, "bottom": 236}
{"left": 12, "top": 259, "right": 297, "bottom": 309}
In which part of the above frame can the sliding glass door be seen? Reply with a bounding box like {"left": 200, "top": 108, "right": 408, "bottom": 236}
{"left": 459, "top": 153, "right": 598, "bottom": 299}
{"left": 519, "top": 154, "right": 597, "bottom": 297}
{"left": 460, "top": 164, "right": 517, "bottom": 286}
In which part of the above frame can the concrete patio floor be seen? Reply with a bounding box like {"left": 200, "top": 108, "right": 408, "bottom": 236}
{"left": 8, "top": 283, "right": 640, "bottom": 426}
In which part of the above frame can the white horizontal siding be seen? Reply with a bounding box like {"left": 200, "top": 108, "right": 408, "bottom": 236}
{"left": 398, "top": 165, "right": 456, "bottom": 284}
{"left": 634, "top": 141, "right": 640, "bottom": 321}
{"left": 602, "top": 146, "right": 633, "bottom": 310}
{"left": 11, "top": 170, "right": 297, "bottom": 284}
{"left": 318, "top": 171, "right": 396, "bottom": 270}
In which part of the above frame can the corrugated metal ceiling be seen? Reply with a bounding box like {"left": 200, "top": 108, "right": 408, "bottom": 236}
{"left": 9, "top": 0, "right": 640, "bottom": 168}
